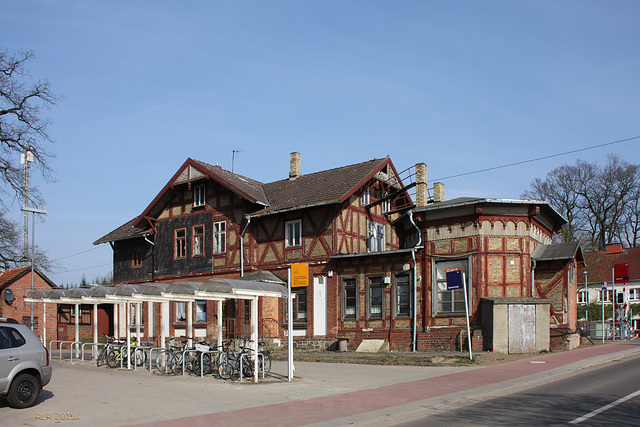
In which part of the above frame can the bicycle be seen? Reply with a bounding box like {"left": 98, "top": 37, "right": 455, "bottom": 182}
{"left": 96, "top": 335, "right": 122, "bottom": 367}
{"left": 258, "top": 340, "right": 272, "bottom": 375}
{"left": 106, "top": 338, "right": 146, "bottom": 368}
{"left": 218, "top": 338, "right": 263, "bottom": 380}
{"left": 156, "top": 337, "right": 203, "bottom": 375}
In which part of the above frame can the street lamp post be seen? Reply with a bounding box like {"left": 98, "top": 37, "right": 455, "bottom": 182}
{"left": 21, "top": 207, "right": 47, "bottom": 331}
{"left": 584, "top": 271, "right": 588, "bottom": 325}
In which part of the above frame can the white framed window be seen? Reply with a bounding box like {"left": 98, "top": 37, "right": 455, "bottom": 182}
{"left": 394, "top": 273, "right": 411, "bottom": 318}
{"left": 174, "top": 228, "right": 187, "bottom": 259}
{"left": 434, "top": 258, "right": 469, "bottom": 315}
{"left": 629, "top": 288, "right": 640, "bottom": 301}
{"left": 214, "top": 221, "right": 226, "bottom": 254}
{"left": 577, "top": 291, "right": 587, "bottom": 304}
{"left": 196, "top": 300, "right": 206, "bottom": 322}
{"left": 285, "top": 219, "right": 302, "bottom": 248}
{"left": 367, "top": 277, "right": 384, "bottom": 319}
{"left": 194, "top": 184, "right": 206, "bottom": 207}
{"left": 192, "top": 225, "right": 204, "bottom": 256}
{"left": 367, "top": 221, "right": 385, "bottom": 252}
{"left": 175, "top": 302, "right": 186, "bottom": 322}
{"left": 342, "top": 277, "right": 358, "bottom": 320}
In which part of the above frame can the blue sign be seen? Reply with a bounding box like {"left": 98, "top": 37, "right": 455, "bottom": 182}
{"left": 601, "top": 281, "right": 607, "bottom": 290}
{"left": 446, "top": 269, "right": 463, "bottom": 290}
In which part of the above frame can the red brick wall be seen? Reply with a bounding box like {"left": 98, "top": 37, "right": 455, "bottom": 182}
{"left": 0, "top": 271, "right": 57, "bottom": 349}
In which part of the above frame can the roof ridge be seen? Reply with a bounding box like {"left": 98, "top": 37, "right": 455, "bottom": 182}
{"left": 265, "top": 157, "right": 387, "bottom": 185}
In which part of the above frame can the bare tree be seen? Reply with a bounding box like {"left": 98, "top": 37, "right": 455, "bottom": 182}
{"left": 523, "top": 154, "right": 640, "bottom": 250}
{"left": 1, "top": 49, "right": 58, "bottom": 207}
{"left": 0, "top": 209, "right": 52, "bottom": 270}
{"left": 0, "top": 49, "right": 59, "bottom": 270}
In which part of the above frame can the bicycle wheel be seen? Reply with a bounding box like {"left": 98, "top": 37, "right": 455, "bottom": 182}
{"left": 133, "top": 348, "right": 147, "bottom": 367}
{"left": 192, "top": 353, "right": 212, "bottom": 375}
{"left": 156, "top": 351, "right": 176, "bottom": 374}
{"left": 106, "top": 348, "right": 121, "bottom": 369}
{"left": 262, "top": 352, "right": 271, "bottom": 375}
{"left": 96, "top": 347, "right": 107, "bottom": 367}
{"left": 218, "top": 360, "right": 235, "bottom": 379}
{"left": 242, "top": 355, "right": 255, "bottom": 378}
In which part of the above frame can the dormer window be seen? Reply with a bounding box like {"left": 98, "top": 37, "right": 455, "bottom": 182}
{"left": 194, "top": 184, "right": 206, "bottom": 207}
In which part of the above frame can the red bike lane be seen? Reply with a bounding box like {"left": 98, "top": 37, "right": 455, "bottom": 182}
{"left": 136, "top": 340, "right": 640, "bottom": 427}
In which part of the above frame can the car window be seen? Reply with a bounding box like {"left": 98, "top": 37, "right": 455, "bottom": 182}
{"left": 0, "top": 326, "right": 26, "bottom": 349}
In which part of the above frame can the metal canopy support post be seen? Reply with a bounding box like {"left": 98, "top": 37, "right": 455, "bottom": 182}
{"left": 93, "top": 303, "right": 98, "bottom": 360}
{"left": 161, "top": 301, "right": 168, "bottom": 348}
{"left": 126, "top": 301, "right": 131, "bottom": 369}
{"left": 74, "top": 303, "right": 80, "bottom": 357}
{"left": 187, "top": 301, "right": 193, "bottom": 347}
{"left": 217, "top": 300, "right": 223, "bottom": 347}
{"left": 136, "top": 302, "right": 141, "bottom": 341}
{"left": 251, "top": 296, "right": 258, "bottom": 383}
{"left": 114, "top": 303, "right": 119, "bottom": 340}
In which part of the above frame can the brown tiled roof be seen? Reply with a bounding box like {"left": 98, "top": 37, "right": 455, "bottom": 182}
{"left": 579, "top": 247, "right": 640, "bottom": 284}
{"left": 94, "top": 218, "right": 151, "bottom": 245}
{"left": 193, "top": 160, "right": 268, "bottom": 206}
{"left": 255, "top": 158, "right": 389, "bottom": 217}
{"left": 95, "top": 157, "right": 392, "bottom": 243}
{"left": 0, "top": 267, "right": 58, "bottom": 290}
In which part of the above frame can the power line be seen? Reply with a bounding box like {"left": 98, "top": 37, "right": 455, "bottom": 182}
{"left": 63, "top": 263, "right": 112, "bottom": 273}
{"left": 51, "top": 245, "right": 108, "bottom": 262}
{"left": 433, "top": 135, "right": 640, "bottom": 181}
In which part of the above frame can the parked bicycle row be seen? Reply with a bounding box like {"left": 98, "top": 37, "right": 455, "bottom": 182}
{"left": 89, "top": 335, "right": 273, "bottom": 380}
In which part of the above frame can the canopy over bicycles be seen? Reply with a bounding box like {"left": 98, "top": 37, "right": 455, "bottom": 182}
{"left": 24, "top": 278, "right": 287, "bottom": 303}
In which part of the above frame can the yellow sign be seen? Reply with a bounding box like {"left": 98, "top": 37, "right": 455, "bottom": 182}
{"left": 291, "top": 263, "right": 309, "bottom": 287}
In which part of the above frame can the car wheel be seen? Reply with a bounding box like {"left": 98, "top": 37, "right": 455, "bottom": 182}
{"left": 7, "top": 373, "right": 41, "bottom": 408}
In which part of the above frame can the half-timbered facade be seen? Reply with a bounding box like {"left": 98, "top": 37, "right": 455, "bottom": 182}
{"left": 95, "top": 153, "right": 582, "bottom": 351}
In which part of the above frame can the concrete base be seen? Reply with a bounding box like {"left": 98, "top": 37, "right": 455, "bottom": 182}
{"left": 356, "top": 339, "right": 386, "bottom": 353}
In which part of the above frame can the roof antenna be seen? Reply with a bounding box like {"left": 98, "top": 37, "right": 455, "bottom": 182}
{"left": 232, "top": 149, "right": 243, "bottom": 173}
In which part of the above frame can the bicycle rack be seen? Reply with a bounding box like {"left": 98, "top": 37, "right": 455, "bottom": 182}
{"left": 198, "top": 350, "right": 222, "bottom": 377}
{"left": 49, "top": 340, "right": 84, "bottom": 363}
{"left": 148, "top": 347, "right": 167, "bottom": 371}
{"left": 81, "top": 342, "right": 106, "bottom": 364}
{"left": 239, "top": 352, "right": 265, "bottom": 382}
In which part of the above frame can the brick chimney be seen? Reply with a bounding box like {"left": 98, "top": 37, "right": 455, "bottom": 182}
{"left": 289, "top": 152, "right": 301, "bottom": 180}
{"left": 415, "top": 163, "right": 428, "bottom": 207}
{"left": 433, "top": 182, "right": 445, "bottom": 203}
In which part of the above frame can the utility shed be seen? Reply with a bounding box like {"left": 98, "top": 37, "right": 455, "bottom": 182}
{"left": 482, "top": 297, "right": 551, "bottom": 354}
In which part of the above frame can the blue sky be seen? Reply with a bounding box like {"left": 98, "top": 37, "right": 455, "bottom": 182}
{"left": 2, "top": 1, "right": 639, "bottom": 286}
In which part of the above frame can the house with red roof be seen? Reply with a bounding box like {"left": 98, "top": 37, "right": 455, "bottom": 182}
{"left": 93, "top": 153, "right": 583, "bottom": 351}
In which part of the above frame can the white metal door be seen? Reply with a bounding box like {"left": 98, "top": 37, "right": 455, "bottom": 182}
{"left": 509, "top": 304, "right": 536, "bottom": 353}
{"left": 313, "top": 276, "right": 327, "bottom": 336}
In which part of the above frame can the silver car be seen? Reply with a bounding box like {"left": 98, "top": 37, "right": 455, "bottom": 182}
{"left": 0, "top": 318, "right": 52, "bottom": 408}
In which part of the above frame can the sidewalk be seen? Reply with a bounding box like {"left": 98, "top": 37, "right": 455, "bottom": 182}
{"left": 136, "top": 339, "right": 640, "bottom": 426}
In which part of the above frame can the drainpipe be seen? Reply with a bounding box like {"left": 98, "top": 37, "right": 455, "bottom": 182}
{"left": 240, "top": 216, "right": 252, "bottom": 277}
{"left": 144, "top": 234, "right": 155, "bottom": 281}
{"left": 408, "top": 211, "right": 423, "bottom": 352}
{"left": 531, "top": 259, "right": 537, "bottom": 297}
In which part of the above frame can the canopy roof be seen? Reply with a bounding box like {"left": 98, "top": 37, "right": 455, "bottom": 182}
{"left": 24, "top": 278, "right": 287, "bottom": 303}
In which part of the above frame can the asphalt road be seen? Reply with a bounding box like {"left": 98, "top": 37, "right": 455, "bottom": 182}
{"left": 393, "top": 355, "right": 640, "bottom": 426}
